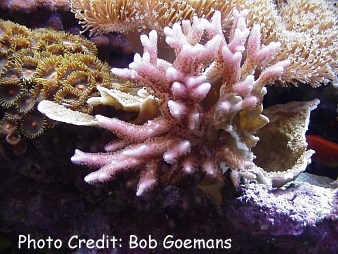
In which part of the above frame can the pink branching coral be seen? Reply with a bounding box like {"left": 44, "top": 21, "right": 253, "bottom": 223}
{"left": 71, "top": 10, "right": 290, "bottom": 195}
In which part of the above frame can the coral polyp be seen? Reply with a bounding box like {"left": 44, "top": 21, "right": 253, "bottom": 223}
{"left": 5, "top": 131, "right": 21, "bottom": 145}
{"left": 18, "top": 57, "right": 39, "bottom": 81}
{"left": 54, "top": 86, "right": 83, "bottom": 108}
{"left": 0, "top": 80, "right": 21, "bottom": 107}
{"left": 0, "top": 118, "right": 16, "bottom": 134}
{"left": 64, "top": 71, "right": 94, "bottom": 92}
{"left": 16, "top": 93, "right": 36, "bottom": 113}
{"left": 34, "top": 55, "right": 60, "bottom": 82}
{"left": 2, "top": 67, "right": 21, "bottom": 80}
{"left": 20, "top": 113, "right": 47, "bottom": 139}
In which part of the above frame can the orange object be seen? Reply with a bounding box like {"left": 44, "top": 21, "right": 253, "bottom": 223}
{"left": 306, "top": 135, "right": 338, "bottom": 167}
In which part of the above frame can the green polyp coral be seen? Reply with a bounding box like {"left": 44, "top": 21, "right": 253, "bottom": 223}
{"left": 0, "top": 19, "right": 112, "bottom": 153}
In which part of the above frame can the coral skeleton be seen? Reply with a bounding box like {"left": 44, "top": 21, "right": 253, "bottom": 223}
{"left": 66, "top": 10, "right": 295, "bottom": 195}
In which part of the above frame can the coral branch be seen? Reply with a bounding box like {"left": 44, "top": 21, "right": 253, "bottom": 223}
{"left": 95, "top": 116, "right": 171, "bottom": 143}
{"left": 40, "top": 9, "right": 317, "bottom": 195}
{"left": 65, "top": 9, "right": 293, "bottom": 194}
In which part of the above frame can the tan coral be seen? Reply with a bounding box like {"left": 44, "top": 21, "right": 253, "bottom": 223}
{"left": 38, "top": 100, "right": 98, "bottom": 126}
{"left": 145, "top": 0, "right": 196, "bottom": 32}
{"left": 70, "top": 0, "right": 142, "bottom": 34}
{"left": 70, "top": 0, "right": 338, "bottom": 86}
{"left": 276, "top": 0, "right": 338, "bottom": 86}
{"left": 252, "top": 99, "right": 319, "bottom": 187}
{"left": 87, "top": 85, "right": 160, "bottom": 123}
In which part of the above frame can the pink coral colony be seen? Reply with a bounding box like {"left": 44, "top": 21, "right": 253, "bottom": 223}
{"left": 70, "top": 10, "right": 291, "bottom": 195}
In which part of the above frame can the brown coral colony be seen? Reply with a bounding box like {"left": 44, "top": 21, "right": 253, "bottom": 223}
{"left": 0, "top": 19, "right": 111, "bottom": 151}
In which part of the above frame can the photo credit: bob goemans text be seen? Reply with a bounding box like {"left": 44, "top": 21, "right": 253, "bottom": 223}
{"left": 18, "top": 234, "right": 232, "bottom": 250}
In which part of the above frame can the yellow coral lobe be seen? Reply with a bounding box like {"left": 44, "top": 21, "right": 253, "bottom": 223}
{"left": 239, "top": 105, "right": 269, "bottom": 133}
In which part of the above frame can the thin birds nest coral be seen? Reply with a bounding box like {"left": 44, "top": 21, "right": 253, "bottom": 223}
{"left": 39, "top": 9, "right": 320, "bottom": 196}
{"left": 70, "top": 0, "right": 338, "bottom": 87}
